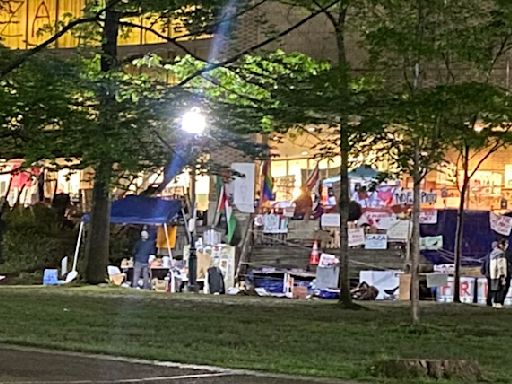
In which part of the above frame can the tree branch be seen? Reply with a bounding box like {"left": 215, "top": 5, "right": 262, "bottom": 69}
{"left": 174, "top": 0, "right": 340, "bottom": 88}
{"left": 469, "top": 140, "right": 504, "bottom": 179}
{"left": 117, "top": 20, "right": 203, "bottom": 61}
{"left": 312, "top": 0, "right": 338, "bottom": 32}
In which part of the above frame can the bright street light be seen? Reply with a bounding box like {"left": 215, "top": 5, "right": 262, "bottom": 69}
{"left": 180, "top": 107, "right": 207, "bottom": 293}
{"left": 181, "top": 107, "right": 206, "bottom": 135}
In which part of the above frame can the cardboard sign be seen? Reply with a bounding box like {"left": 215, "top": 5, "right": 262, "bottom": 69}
{"left": 232, "top": 163, "right": 255, "bottom": 213}
{"left": 419, "top": 210, "right": 438, "bottom": 224}
{"left": 359, "top": 270, "right": 401, "bottom": 300}
{"left": 365, "top": 234, "right": 388, "bottom": 249}
{"left": 359, "top": 208, "right": 394, "bottom": 228}
{"left": 386, "top": 220, "right": 411, "bottom": 241}
{"left": 489, "top": 212, "right": 512, "bottom": 236}
{"left": 420, "top": 236, "right": 443, "bottom": 250}
{"left": 263, "top": 214, "right": 288, "bottom": 234}
{"left": 319, "top": 253, "right": 340, "bottom": 266}
{"left": 375, "top": 217, "right": 397, "bottom": 230}
{"left": 348, "top": 228, "right": 365, "bottom": 247}
{"left": 434, "top": 264, "right": 455, "bottom": 274}
{"left": 393, "top": 190, "right": 437, "bottom": 205}
{"left": 321, "top": 213, "right": 340, "bottom": 227}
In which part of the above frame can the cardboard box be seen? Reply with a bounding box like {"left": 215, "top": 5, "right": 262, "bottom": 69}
{"left": 399, "top": 273, "right": 411, "bottom": 301}
{"left": 152, "top": 279, "right": 168, "bottom": 292}
{"left": 109, "top": 273, "right": 125, "bottom": 286}
{"left": 292, "top": 286, "right": 308, "bottom": 300}
{"left": 461, "top": 267, "right": 482, "bottom": 277}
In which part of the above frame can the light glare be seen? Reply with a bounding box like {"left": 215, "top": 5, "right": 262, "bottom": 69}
{"left": 182, "top": 108, "right": 206, "bottom": 135}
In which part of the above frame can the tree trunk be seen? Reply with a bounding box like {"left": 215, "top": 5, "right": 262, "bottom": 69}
{"left": 332, "top": 2, "right": 353, "bottom": 307}
{"left": 85, "top": 161, "right": 112, "bottom": 283}
{"left": 410, "top": 142, "right": 421, "bottom": 324}
{"left": 453, "top": 144, "right": 469, "bottom": 303}
{"left": 84, "top": 2, "right": 119, "bottom": 284}
{"left": 339, "top": 123, "right": 352, "bottom": 306}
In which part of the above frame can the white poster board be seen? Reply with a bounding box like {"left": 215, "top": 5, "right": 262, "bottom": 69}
{"left": 321, "top": 213, "right": 340, "bottom": 227}
{"left": 489, "top": 211, "right": 512, "bottom": 236}
{"left": 211, "top": 244, "right": 237, "bottom": 289}
{"left": 386, "top": 220, "right": 411, "bottom": 242}
{"left": 263, "top": 214, "right": 288, "bottom": 233}
{"left": 434, "top": 264, "right": 455, "bottom": 274}
{"left": 365, "top": 234, "right": 388, "bottom": 249}
{"left": 420, "top": 236, "right": 443, "bottom": 250}
{"left": 231, "top": 163, "right": 255, "bottom": 213}
{"left": 348, "top": 228, "right": 365, "bottom": 247}
{"left": 419, "top": 210, "right": 438, "bottom": 224}
{"left": 359, "top": 270, "right": 401, "bottom": 300}
{"left": 393, "top": 190, "right": 437, "bottom": 205}
{"left": 375, "top": 217, "right": 397, "bottom": 230}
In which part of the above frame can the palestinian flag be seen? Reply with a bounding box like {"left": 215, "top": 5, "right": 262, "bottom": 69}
{"left": 217, "top": 183, "right": 237, "bottom": 244}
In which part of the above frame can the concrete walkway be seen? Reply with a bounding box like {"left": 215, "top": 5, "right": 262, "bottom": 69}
{"left": 0, "top": 345, "right": 353, "bottom": 384}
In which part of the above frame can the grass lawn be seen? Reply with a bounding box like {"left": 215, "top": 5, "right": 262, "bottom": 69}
{"left": 0, "top": 286, "right": 510, "bottom": 383}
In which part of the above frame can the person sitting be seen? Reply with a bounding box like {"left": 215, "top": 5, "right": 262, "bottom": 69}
{"left": 351, "top": 281, "right": 379, "bottom": 300}
{"left": 293, "top": 185, "right": 313, "bottom": 220}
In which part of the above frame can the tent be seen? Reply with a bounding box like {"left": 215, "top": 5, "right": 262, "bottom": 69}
{"left": 421, "top": 209, "right": 512, "bottom": 266}
{"left": 68, "top": 196, "right": 182, "bottom": 283}
{"left": 82, "top": 195, "right": 182, "bottom": 225}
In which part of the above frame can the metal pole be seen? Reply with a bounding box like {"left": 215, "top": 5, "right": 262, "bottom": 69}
{"left": 188, "top": 169, "right": 197, "bottom": 291}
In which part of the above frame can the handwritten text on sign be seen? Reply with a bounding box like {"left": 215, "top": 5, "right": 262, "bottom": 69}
{"left": 365, "top": 234, "right": 388, "bottom": 250}
{"left": 489, "top": 212, "right": 512, "bottom": 236}
{"left": 348, "top": 228, "right": 365, "bottom": 247}
{"left": 393, "top": 190, "right": 437, "bottom": 205}
{"left": 419, "top": 210, "right": 438, "bottom": 224}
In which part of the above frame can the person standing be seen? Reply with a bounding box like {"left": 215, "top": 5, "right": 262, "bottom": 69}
{"left": 481, "top": 242, "right": 496, "bottom": 307}
{"left": 489, "top": 239, "right": 508, "bottom": 308}
{"left": 499, "top": 240, "right": 512, "bottom": 306}
{"left": 132, "top": 230, "right": 155, "bottom": 290}
{"left": 293, "top": 185, "right": 313, "bottom": 220}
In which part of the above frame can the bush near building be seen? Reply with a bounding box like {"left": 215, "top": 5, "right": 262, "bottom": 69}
{"left": 0, "top": 205, "right": 77, "bottom": 278}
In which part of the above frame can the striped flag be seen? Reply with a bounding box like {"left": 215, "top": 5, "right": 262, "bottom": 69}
{"left": 305, "top": 162, "right": 320, "bottom": 191}
{"left": 261, "top": 159, "right": 273, "bottom": 204}
{"left": 217, "top": 183, "right": 237, "bottom": 244}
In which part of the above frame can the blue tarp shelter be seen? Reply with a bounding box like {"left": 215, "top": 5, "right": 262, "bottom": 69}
{"left": 82, "top": 195, "right": 182, "bottom": 225}
{"left": 421, "top": 209, "right": 512, "bottom": 266}
{"left": 72, "top": 196, "right": 182, "bottom": 280}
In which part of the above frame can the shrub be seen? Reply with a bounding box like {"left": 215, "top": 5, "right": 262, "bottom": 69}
{"left": 0, "top": 205, "right": 77, "bottom": 275}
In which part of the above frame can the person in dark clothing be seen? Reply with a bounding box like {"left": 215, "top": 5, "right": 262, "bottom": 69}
{"left": 293, "top": 185, "right": 313, "bottom": 220}
{"left": 207, "top": 266, "right": 225, "bottom": 294}
{"left": 0, "top": 214, "right": 5, "bottom": 264}
{"left": 500, "top": 242, "right": 512, "bottom": 306}
{"left": 481, "top": 242, "right": 495, "bottom": 307}
{"left": 132, "top": 230, "right": 155, "bottom": 289}
{"left": 487, "top": 239, "right": 509, "bottom": 308}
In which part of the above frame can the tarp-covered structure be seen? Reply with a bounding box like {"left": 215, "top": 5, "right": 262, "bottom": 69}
{"left": 82, "top": 195, "right": 181, "bottom": 225}
{"left": 421, "top": 209, "right": 512, "bottom": 266}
